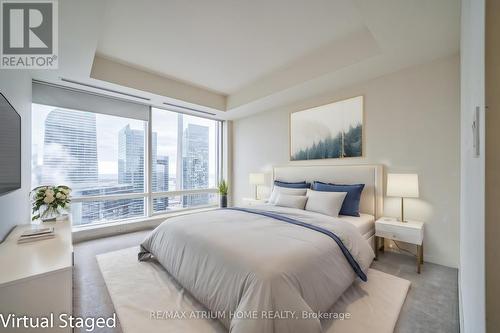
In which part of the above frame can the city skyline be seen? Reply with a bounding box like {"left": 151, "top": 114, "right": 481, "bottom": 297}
{"left": 33, "top": 104, "right": 218, "bottom": 179}
{"left": 32, "top": 106, "right": 214, "bottom": 224}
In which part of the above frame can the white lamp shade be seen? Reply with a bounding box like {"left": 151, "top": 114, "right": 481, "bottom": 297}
{"left": 249, "top": 173, "right": 266, "bottom": 185}
{"left": 387, "top": 173, "right": 419, "bottom": 198}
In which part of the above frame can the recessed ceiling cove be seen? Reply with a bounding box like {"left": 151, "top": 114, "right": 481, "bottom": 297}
{"left": 86, "top": 0, "right": 460, "bottom": 117}
{"left": 96, "top": 0, "right": 366, "bottom": 95}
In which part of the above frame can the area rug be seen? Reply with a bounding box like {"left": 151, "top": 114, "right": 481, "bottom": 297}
{"left": 97, "top": 247, "right": 410, "bottom": 333}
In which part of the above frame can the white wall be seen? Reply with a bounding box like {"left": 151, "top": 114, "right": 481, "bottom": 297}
{"left": 0, "top": 71, "right": 32, "bottom": 240}
{"left": 232, "top": 55, "right": 460, "bottom": 268}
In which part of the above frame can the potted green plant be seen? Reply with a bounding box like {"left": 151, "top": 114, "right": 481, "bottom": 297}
{"left": 31, "top": 185, "right": 72, "bottom": 222}
{"left": 217, "top": 179, "right": 229, "bottom": 208}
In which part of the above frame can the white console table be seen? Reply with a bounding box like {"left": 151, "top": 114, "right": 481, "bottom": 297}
{"left": 0, "top": 218, "right": 73, "bottom": 332}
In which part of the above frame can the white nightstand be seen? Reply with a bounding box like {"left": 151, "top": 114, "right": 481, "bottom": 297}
{"left": 0, "top": 219, "right": 73, "bottom": 332}
{"left": 241, "top": 198, "right": 267, "bottom": 206}
{"left": 375, "top": 217, "right": 425, "bottom": 273}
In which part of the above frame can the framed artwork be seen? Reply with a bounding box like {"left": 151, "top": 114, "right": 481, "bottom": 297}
{"left": 290, "top": 96, "right": 363, "bottom": 160}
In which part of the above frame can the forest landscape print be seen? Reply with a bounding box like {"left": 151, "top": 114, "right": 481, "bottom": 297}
{"left": 290, "top": 96, "right": 363, "bottom": 160}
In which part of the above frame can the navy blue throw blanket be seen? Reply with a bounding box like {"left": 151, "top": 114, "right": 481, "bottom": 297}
{"left": 224, "top": 207, "right": 367, "bottom": 282}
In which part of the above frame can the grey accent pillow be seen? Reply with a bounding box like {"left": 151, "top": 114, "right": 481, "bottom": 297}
{"left": 305, "top": 189, "right": 348, "bottom": 217}
{"left": 275, "top": 194, "right": 308, "bottom": 210}
{"left": 268, "top": 186, "right": 308, "bottom": 204}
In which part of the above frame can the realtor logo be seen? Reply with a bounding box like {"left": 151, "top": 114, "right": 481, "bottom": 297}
{"left": 1, "top": 0, "right": 58, "bottom": 69}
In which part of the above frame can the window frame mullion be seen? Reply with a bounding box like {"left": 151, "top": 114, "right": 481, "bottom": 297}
{"left": 146, "top": 106, "right": 153, "bottom": 217}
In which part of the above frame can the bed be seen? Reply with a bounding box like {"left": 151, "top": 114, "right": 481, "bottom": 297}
{"left": 337, "top": 213, "right": 375, "bottom": 241}
{"left": 273, "top": 164, "right": 383, "bottom": 250}
{"left": 139, "top": 164, "right": 383, "bottom": 333}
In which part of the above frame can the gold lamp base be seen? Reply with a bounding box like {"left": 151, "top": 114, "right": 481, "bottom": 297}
{"left": 400, "top": 197, "right": 408, "bottom": 223}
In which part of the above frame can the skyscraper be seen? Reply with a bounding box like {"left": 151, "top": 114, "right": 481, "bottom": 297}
{"left": 118, "top": 125, "right": 146, "bottom": 193}
{"left": 154, "top": 156, "right": 169, "bottom": 211}
{"left": 118, "top": 125, "right": 157, "bottom": 215}
{"left": 43, "top": 109, "right": 98, "bottom": 187}
{"left": 118, "top": 125, "right": 171, "bottom": 212}
{"left": 182, "top": 124, "right": 209, "bottom": 206}
{"left": 43, "top": 109, "right": 104, "bottom": 225}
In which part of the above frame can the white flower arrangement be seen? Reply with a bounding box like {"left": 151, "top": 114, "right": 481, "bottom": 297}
{"left": 31, "top": 185, "right": 72, "bottom": 221}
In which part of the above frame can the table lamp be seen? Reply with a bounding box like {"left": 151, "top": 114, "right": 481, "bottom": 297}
{"left": 386, "top": 173, "right": 419, "bottom": 222}
{"left": 249, "top": 173, "right": 265, "bottom": 200}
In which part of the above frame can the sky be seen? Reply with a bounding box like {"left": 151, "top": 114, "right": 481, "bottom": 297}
{"left": 32, "top": 104, "right": 218, "bottom": 184}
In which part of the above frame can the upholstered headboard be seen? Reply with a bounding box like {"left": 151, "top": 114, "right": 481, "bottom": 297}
{"left": 273, "top": 164, "right": 384, "bottom": 218}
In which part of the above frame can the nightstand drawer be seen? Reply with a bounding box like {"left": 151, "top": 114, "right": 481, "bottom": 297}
{"left": 375, "top": 223, "right": 423, "bottom": 245}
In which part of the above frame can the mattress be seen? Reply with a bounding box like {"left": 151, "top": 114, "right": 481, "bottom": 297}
{"left": 338, "top": 213, "right": 375, "bottom": 239}
{"left": 251, "top": 203, "right": 375, "bottom": 239}
{"left": 140, "top": 206, "right": 375, "bottom": 333}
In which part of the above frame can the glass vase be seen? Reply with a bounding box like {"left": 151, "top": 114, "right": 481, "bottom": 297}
{"left": 40, "top": 206, "right": 60, "bottom": 222}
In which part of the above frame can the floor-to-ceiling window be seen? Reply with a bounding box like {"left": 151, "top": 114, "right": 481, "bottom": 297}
{"left": 31, "top": 83, "right": 222, "bottom": 227}
{"left": 150, "top": 108, "right": 220, "bottom": 214}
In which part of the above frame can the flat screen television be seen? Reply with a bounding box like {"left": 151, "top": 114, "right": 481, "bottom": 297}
{"left": 0, "top": 92, "right": 21, "bottom": 195}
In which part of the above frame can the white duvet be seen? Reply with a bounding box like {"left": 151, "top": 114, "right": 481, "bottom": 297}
{"left": 139, "top": 205, "right": 375, "bottom": 333}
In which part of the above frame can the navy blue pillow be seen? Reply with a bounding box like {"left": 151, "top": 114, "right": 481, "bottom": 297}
{"left": 312, "top": 182, "right": 365, "bottom": 217}
{"left": 274, "top": 180, "right": 311, "bottom": 189}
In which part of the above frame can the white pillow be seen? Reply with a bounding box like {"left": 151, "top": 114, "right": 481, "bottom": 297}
{"left": 268, "top": 186, "right": 308, "bottom": 204}
{"left": 275, "top": 194, "right": 308, "bottom": 210}
{"left": 305, "top": 189, "right": 347, "bottom": 217}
